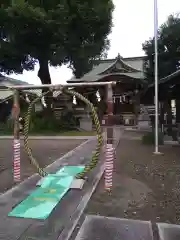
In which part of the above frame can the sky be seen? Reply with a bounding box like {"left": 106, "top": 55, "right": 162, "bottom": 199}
{"left": 8, "top": 0, "right": 180, "bottom": 85}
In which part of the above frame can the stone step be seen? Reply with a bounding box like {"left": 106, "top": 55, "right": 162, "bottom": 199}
{"left": 75, "top": 215, "right": 153, "bottom": 240}
{"left": 157, "top": 223, "right": 180, "bottom": 240}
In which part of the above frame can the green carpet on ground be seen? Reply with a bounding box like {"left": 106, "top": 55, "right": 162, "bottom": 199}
{"left": 8, "top": 166, "right": 85, "bottom": 219}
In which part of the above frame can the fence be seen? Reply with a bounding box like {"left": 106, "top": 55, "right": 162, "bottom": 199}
{"left": 0, "top": 82, "right": 116, "bottom": 191}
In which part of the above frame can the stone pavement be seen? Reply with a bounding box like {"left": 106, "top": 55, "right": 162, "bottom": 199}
{"left": 73, "top": 215, "right": 180, "bottom": 240}
{"left": 0, "top": 138, "right": 103, "bottom": 240}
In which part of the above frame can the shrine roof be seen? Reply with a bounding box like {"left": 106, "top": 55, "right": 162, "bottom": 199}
{"left": 0, "top": 74, "right": 29, "bottom": 86}
{"left": 0, "top": 75, "right": 32, "bottom": 100}
{"left": 141, "top": 69, "right": 180, "bottom": 101}
{"left": 69, "top": 72, "right": 145, "bottom": 83}
{"left": 149, "top": 69, "right": 180, "bottom": 87}
{"left": 67, "top": 55, "right": 145, "bottom": 83}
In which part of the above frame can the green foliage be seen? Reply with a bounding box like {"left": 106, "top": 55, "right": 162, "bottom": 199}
{"left": 29, "top": 110, "right": 78, "bottom": 133}
{"left": 0, "top": 108, "right": 80, "bottom": 135}
{"left": 0, "top": 117, "right": 13, "bottom": 134}
{"left": 0, "top": 0, "right": 114, "bottom": 82}
{"left": 30, "top": 117, "right": 60, "bottom": 133}
{"left": 59, "top": 110, "right": 78, "bottom": 130}
{"left": 0, "top": 4, "right": 37, "bottom": 74}
{"left": 142, "top": 131, "right": 164, "bottom": 145}
{"left": 142, "top": 14, "right": 180, "bottom": 83}
{"left": 65, "top": 0, "right": 114, "bottom": 77}
{"left": 12, "top": 0, "right": 25, "bottom": 5}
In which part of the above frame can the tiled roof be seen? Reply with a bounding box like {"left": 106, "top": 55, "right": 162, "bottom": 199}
{"left": 0, "top": 75, "right": 63, "bottom": 100}
{"left": 123, "top": 57, "right": 144, "bottom": 72}
{"left": 0, "top": 89, "right": 13, "bottom": 100}
{"left": 0, "top": 75, "right": 32, "bottom": 100}
{"left": 148, "top": 69, "right": 180, "bottom": 88}
{"left": 141, "top": 69, "right": 180, "bottom": 98}
{"left": 72, "top": 72, "right": 146, "bottom": 83}
{"left": 67, "top": 56, "right": 145, "bottom": 83}
{"left": 0, "top": 75, "right": 30, "bottom": 87}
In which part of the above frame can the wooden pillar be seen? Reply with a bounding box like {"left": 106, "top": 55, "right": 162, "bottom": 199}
{"left": 106, "top": 84, "right": 114, "bottom": 144}
{"left": 159, "top": 102, "right": 165, "bottom": 133}
{"left": 176, "top": 99, "right": 180, "bottom": 123}
{"left": 164, "top": 98, "right": 174, "bottom": 138}
{"left": 133, "top": 90, "right": 140, "bottom": 127}
{"left": 98, "top": 86, "right": 106, "bottom": 122}
{"left": 176, "top": 99, "right": 180, "bottom": 139}
{"left": 166, "top": 99, "right": 172, "bottom": 133}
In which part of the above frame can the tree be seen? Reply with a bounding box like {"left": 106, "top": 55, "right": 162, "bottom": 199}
{"left": 142, "top": 14, "right": 180, "bottom": 137}
{"left": 142, "top": 14, "right": 180, "bottom": 83}
{"left": 0, "top": 0, "right": 114, "bottom": 84}
{"left": 0, "top": 4, "right": 37, "bottom": 74}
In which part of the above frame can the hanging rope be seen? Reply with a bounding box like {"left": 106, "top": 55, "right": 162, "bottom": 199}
{"left": 23, "top": 90, "right": 50, "bottom": 177}
{"left": 22, "top": 87, "right": 103, "bottom": 179}
{"left": 62, "top": 88, "right": 103, "bottom": 179}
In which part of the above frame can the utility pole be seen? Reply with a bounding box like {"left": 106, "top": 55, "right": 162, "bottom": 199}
{"left": 154, "top": 0, "right": 162, "bottom": 154}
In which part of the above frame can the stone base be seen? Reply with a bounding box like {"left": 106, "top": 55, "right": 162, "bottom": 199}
{"left": 158, "top": 223, "right": 180, "bottom": 240}
{"left": 138, "top": 120, "right": 150, "bottom": 130}
{"left": 80, "top": 117, "right": 93, "bottom": 131}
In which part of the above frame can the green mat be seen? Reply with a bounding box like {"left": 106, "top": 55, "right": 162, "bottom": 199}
{"left": 8, "top": 165, "right": 85, "bottom": 219}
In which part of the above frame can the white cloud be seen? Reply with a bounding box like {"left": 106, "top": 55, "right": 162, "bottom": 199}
{"left": 9, "top": 0, "right": 180, "bottom": 84}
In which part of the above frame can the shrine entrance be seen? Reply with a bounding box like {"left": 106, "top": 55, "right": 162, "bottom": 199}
{"left": 67, "top": 54, "right": 147, "bottom": 126}
{"left": 113, "top": 94, "right": 136, "bottom": 125}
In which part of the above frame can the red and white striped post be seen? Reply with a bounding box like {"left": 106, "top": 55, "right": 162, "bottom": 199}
{"left": 12, "top": 90, "right": 21, "bottom": 182}
{"left": 104, "top": 83, "right": 114, "bottom": 192}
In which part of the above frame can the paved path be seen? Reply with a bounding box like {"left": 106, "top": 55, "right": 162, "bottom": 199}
{"left": 0, "top": 139, "right": 84, "bottom": 193}
{"left": 0, "top": 138, "right": 103, "bottom": 240}
{"left": 2, "top": 128, "right": 178, "bottom": 240}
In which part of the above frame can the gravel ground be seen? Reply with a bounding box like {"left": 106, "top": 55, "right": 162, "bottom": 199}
{"left": 86, "top": 136, "right": 180, "bottom": 224}
{"left": 0, "top": 139, "right": 84, "bottom": 193}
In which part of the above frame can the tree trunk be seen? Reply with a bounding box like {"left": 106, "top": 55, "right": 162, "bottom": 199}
{"left": 38, "top": 59, "right": 53, "bottom": 114}
{"left": 38, "top": 58, "right": 51, "bottom": 85}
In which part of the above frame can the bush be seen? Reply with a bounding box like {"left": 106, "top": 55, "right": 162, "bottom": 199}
{"left": 0, "top": 116, "right": 13, "bottom": 135}
{"left": 29, "top": 109, "right": 78, "bottom": 133}
{"left": 0, "top": 109, "right": 79, "bottom": 135}
{"left": 142, "top": 131, "right": 164, "bottom": 145}
{"left": 30, "top": 117, "right": 61, "bottom": 133}
{"left": 59, "top": 110, "right": 78, "bottom": 130}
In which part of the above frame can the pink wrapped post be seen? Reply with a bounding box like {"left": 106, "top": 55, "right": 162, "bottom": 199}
{"left": 104, "top": 84, "right": 114, "bottom": 192}
{"left": 12, "top": 90, "right": 21, "bottom": 182}
{"left": 13, "top": 139, "right": 21, "bottom": 182}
